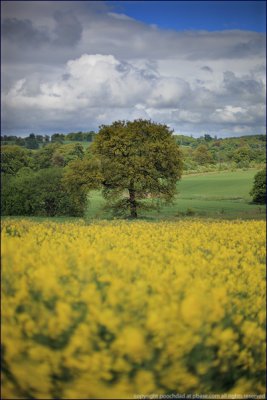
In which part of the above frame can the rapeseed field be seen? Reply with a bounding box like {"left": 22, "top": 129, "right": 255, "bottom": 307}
{"left": 1, "top": 219, "right": 266, "bottom": 399}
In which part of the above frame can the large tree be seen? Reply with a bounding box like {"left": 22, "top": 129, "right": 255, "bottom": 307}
{"left": 92, "top": 119, "right": 183, "bottom": 218}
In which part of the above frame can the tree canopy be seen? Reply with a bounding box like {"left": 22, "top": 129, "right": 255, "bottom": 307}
{"left": 1, "top": 145, "right": 33, "bottom": 175}
{"left": 92, "top": 119, "right": 183, "bottom": 218}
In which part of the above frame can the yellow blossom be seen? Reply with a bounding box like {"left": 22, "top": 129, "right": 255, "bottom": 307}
{"left": 1, "top": 218, "right": 266, "bottom": 398}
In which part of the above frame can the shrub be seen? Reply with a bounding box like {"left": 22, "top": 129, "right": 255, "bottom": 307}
{"left": 1, "top": 168, "right": 84, "bottom": 216}
{"left": 250, "top": 169, "right": 266, "bottom": 204}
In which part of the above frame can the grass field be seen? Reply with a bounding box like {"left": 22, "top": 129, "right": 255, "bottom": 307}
{"left": 86, "top": 169, "right": 266, "bottom": 221}
{"left": 2, "top": 169, "right": 265, "bottom": 223}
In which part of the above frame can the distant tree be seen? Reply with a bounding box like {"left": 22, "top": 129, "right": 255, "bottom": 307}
{"left": 175, "top": 135, "right": 197, "bottom": 146}
{"left": 32, "top": 143, "right": 61, "bottom": 169}
{"left": 180, "top": 147, "right": 196, "bottom": 171}
{"left": 51, "top": 133, "right": 65, "bottom": 143}
{"left": 1, "top": 145, "right": 33, "bottom": 175}
{"left": 204, "top": 134, "right": 213, "bottom": 142}
{"left": 193, "top": 145, "right": 214, "bottom": 165}
{"left": 51, "top": 143, "right": 84, "bottom": 167}
{"left": 65, "top": 131, "right": 96, "bottom": 142}
{"left": 1, "top": 135, "right": 18, "bottom": 142}
{"left": 68, "top": 131, "right": 82, "bottom": 141}
{"left": 92, "top": 119, "right": 183, "bottom": 218}
{"left": 86, "top": 131, "right": 96, "bottom": 142}
{"left": 51, "top": 152, "right": 65, "bottom": 167}
{"left": 36, "top": 135, "right": 45, "bottom": 143}
{"left": 250, "top": 169, "right": 266, "bottom": 204}
{"left": 15, "top": 137, "right": 26, "bottom": 147}
{"left": 27, "top": 142, "right": 84, "bottom": 170}
{"left": 25, "top": 133, "right": 39, "bottom": 149}
{"left": 212, "top": 140, "right": 221, "bottom": 148}
{"left": 232, "top": 146, "right": 251, "bottom": 167}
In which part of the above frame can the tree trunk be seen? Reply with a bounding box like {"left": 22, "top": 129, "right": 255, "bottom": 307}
{"left": 129, "top": 182, "right": 137, "bottom": 218}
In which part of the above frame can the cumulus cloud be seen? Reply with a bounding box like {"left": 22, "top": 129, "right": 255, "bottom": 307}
{"left": 1, "top": 1, "right": 266, "bottom": 136}
{"left": 222, "top": 71, "right": 265, "bottom": 103}
{"left": 3, "top": 53, "right": 265, "bottom": 136}
{"left": 4, "top": 54, "right": 189, "bottom": 112}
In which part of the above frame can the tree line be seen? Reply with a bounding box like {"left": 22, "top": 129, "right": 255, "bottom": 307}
{"left": 1, "top": 120, "right": 182, "bottom": 218}
{"left": 2, "top": 131, "right": 265, "bottom": 168}
{"left": 177, "top": 134, "right": 266, "bottom": 171}
{"left": 1, "top": 120, "right": 266, "bottom": 218}
{"left": 1, "top": 131, "right": 96, "bottom": 149}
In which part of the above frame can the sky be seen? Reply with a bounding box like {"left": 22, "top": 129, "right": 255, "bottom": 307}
{"left": 1, "top": 0, "right": 266, "bottom": 137}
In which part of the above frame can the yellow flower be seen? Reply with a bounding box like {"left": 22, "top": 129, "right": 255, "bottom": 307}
{"left": 181, "top": 295, "right": 203, "bottom": 329}
{"left": 1, "top": 218, "right": 266, "bottom": 398}
{"left": 113, "top": 327, "right": 147, "bottom": 362}
{"left": 134, "top": 370, "right": 155, "bottom": 393}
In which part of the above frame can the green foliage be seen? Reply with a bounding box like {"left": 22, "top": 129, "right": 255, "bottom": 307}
{"left": 65, "top": 131, "right": 96, "bottom": 142}
{"left": 232, "top": 146, "right": 252, "bottom": 167}
{"left": 25, "top": 133, "right": 39, "bottom": 149}
{"left": 93, "top": 119, "right": 183, "bottom": 218}
{"left": 51, "top": 143, "right": 84, "bottom": 167}
{"left": 0, "top": 146, "right": 34, "bottom": 175}
{"left": 1, "top": 130, "right": 265, "bottom": 219}
{"left": 31, "top": 143, "right": 84, "bottom": 169}
{"left": 2, "top": 133, "right": 265, "bottom": 172}
{"left": 250, "top": 169, "right": 266, "bottom": 204}
{"left": 175, "top": 135, "right": 197, "bottom": 146}
{"left": 178, "top": 134, "right": 266, "bottom": 170}
{"left": 193, "top": 145, "right": 214, "bottom": 165}
{"left": 32, "top": 143, "right": 61, "bottom": 169}
{"left": 62, "top": 157, "right": 102, "bottom": 214}
{"left": 51, "top": 133, "right": 65, "bottom": 143}
{"left": 204, "top": 134, "right": 213, "bottom": 142}
{"left": 1, "top": 168, "right": 82, "bottom": 217}
{"left": 1, "top": 131, "right": 96, "bottom": 147}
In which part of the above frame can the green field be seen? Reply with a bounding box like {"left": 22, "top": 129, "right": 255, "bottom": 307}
{"left": 2, "top": 169, "right": 265, "bottom": 222}
{"left": 62, "top": 140, "right": 92, "bottom": 149}
{"left": 86, "top": 169, "right": 266, "bottom": 220}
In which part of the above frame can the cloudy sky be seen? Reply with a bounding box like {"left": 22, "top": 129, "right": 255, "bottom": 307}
{"left": 1, "top": 0, "right": 266, "bottom": 137}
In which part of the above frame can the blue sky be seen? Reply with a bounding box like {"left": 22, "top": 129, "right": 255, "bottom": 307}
{"left": 1, "top": 1, "right": 266, "bottom": 137}
{"left": 111, "top": 1, "right": 266, "bottom": 32}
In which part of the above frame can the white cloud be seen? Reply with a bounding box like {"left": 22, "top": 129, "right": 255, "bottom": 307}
{"left": 212, "top": 106, "right": 247, "bottom": 123}
{"left": 1, "top": 1, "right": 266, "bottom": 136}
{"left": 147, "top": 78, "right": 190, "bottom": 108}
{"left": 3, "top": 52, "right": 265, "bottom": 137}
{"left": 4, "top": 54, "right": 187, "bottom": 111}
